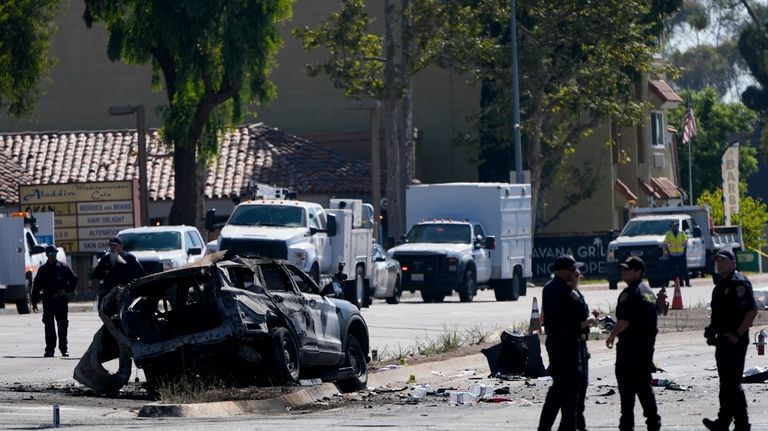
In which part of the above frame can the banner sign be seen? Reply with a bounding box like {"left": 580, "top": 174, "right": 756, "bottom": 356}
{"left": 19, "top": 181, "right": 140, "bottom": 253}
{"left": 722, "top": 144, "right": 739, "bottom": 226}
{"left": 532, "top": 232, "right": 614, "bottom": 278}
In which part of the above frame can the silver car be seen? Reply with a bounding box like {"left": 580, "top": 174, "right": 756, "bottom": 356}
{"left": 370, "top": 243, "right": 402, "bottom": 304}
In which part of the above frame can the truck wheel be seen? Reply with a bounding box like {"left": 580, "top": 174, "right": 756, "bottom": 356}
{"left": 268, "top": 327, "right": 300, "bottom": 385}
{"left": 16, "top": 279, "right": 31, "bottom": 315}
{"left": 336, "top": 334, "right": 368, "bottom": 393}
{"left": 493, "top": 278, "right": 519, "bottom": 302}
{"left": 458, "top": 269, "right": 476, "bottom": 303}
{"left": 609, "top": 280, "right": 618, "bottom": 290}
{"left": 385, "top": 277, "right": 402, "bottom": 304}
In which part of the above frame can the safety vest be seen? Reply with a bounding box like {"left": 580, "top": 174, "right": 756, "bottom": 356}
{"left": 665, "top": 230, "right": 687, "bottom": 255}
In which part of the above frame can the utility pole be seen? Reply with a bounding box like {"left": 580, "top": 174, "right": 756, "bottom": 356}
{"left": 510, "top": 0, "right": 524, "bottom": 184}
{"left": 108, "top": 105, "right": 149, "bottom": 226}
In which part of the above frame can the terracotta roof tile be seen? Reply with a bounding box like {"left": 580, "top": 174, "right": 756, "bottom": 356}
{"left": 648, "top": 80, "right": 683, "bottom": 104}
{"left": 614, "top": 178, "right": 638, "bottom": 202}
{"left": 637, "top": 177, "right": 661, "bottom": 199}
{"left": 0, "top": 124, "right": 372, "bottom": 204}
{"left": 650, "top": 176, "right": 681, "bottom": 199}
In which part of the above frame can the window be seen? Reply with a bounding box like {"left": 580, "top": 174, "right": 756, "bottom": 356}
{"left": 651, "top": 112, "right": 665, "bottom": 147}
{"left": 286, "top": 265, "right": 318, "bottom": 294}
{"left": 260, "top": 263, "right": 295, "bottom": 293}
{"left": 472, "top": 224, "right": 486, "bottom": 240}
{"left": 308, "top": 207, "right": 321, "bottom": 230}
{"left": 185, "top": 230, "right": 203, "bottom": 250}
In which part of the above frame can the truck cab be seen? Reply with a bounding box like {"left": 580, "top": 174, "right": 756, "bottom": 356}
{"left": 389, "top": 219, "right": 494, "bottom": 303}
{"left": 217, "top": 200, "right": 337, "bottom": 282}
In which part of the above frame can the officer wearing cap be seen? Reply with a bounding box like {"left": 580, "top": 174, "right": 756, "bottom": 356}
{"left": 702, "top": 248, "right": 757, "bottom": 431}
{"left": 538, "top": 255, "right": 595, "bottom": 431}
{"left": 606, "top": 256, "right": 661, "bottom": 431}
{"left": 92, "top": 237, "right": 145, "bottom": 310}
{"left": 31, "top": 245, "right": 78, "bottom": 357}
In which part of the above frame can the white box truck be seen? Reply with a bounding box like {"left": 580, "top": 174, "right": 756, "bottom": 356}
{"left": 0, "top": 212, "right": 67, "bottom": 314}
{"left": 388, "top": 182, "right": 533, "bottom": 302}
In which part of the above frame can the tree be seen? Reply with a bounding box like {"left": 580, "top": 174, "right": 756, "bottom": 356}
{"left": 698, "top": 186, "right": 768, "bottom": 249}
{"left": 296, "top": 0, "right": 459, "bottom": 240}
{"left": 454, "top": 0, "right": 681, "bottom": 231}
{"left": 667, "top": 88, "right": 758, "bottom": 201}
{"left": 0, "top": 0, "right": 60, "bottom": 118}
{"left": 84, "top": 1, "right": 292, "bottom": 227}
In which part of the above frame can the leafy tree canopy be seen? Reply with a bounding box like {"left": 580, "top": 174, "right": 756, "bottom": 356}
{"left": 0, "top": 0, "right": 59, "bottom": 118}
{"left": 698, "top": 185, "right": 768, "bottom": 249}
{"left": 84, "top": 0, "right": 292, "bottom": 226}
{"left": 667, "top": 88, "right": 758, "bottom": 201}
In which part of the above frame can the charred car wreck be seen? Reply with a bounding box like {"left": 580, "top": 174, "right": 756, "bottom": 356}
{"left": 75, "top": 251, "right": 370, "bottom": 395}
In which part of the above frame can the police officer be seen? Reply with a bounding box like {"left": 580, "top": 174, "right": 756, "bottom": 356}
{"left": 92, "top": 237, "right": 145, "bottom": 310}
{"left": 31, "top": 245, "right": 78, "bottom": 358}
{"left": 606, "top": 256, "right": 660, "bottom": 431}
{"left": 538, "top": 255, "right": 595, "bottom": 431}
{"left": 703, "top": 248, "right": 758, "bottom": 431}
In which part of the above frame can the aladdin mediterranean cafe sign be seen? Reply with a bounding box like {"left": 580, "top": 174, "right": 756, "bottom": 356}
{"left": 19, "top": 181, "right": 140, "bottom": 253}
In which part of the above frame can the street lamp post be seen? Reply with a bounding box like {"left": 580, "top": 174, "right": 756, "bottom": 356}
{"left": 108, "top": 105, "right": 149, "bottom": 227}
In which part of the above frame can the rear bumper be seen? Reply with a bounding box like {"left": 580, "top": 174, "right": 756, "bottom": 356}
{"left": 401, "top": 271, "right": 462, "bottom": 292}
{"left": 1, "top": 284, "right": 25, "bottom": 302}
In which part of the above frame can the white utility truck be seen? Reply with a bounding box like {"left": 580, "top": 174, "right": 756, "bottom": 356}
{"left": 0, "top": 212, "right": 67, "bottom": 314}
{"left": 214, "top": 198, "right": 374, "bottom": 308}
{"left": 388, "top": 182, "right": 533, "bottom": 302}
{"left": 606, "top": 205, "right": 744, "bottom": 288}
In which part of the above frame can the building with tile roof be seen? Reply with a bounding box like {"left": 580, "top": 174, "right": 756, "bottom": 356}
{"left": 0, "top": 124, "right": 373, "bottom": 221}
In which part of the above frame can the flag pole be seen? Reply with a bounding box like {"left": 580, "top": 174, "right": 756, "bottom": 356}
{"left": 687, "top": 92, "right": 693, "bottom": 205}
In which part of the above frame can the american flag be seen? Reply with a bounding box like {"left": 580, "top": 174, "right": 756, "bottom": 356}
{"left": 682, "top": 101, "right": 697, "bottom": 145}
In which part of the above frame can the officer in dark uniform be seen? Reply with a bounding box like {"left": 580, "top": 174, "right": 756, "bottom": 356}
{"left": 538, "top": 255, "right": 595, "bottom": 431}
{"left": 703, "top": 248, "right": 758, "bottom": 431}
{"left": 606, "top": 256, "right": 661, "bottom": 431}
{"left": 31, "top": 246, "right": 78, "bottom": 358}
{"left": 92, "top": 237, "right": 145, "bottom": 310}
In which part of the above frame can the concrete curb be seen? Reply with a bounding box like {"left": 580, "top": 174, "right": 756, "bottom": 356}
{"left": 137, "top": 352, "right": 488, "bottom": 418}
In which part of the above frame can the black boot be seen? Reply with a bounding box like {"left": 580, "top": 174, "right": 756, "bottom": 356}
{"left": 703, "top": 418, "right": 727, "bottom": 431}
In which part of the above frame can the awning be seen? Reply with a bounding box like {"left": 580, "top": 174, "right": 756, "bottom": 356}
{"left": 648, "top": 80, "right": 683, "bottom": 108}
{"left": 614, "top": 178, "right": 638, "bottom": 202}
{"left": 650, "top": 177, "right": 682, "bottom": 199}
{"left": 638, "top": 178, "right": 661, "bottom": 199}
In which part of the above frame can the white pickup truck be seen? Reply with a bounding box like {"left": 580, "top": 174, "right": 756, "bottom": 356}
{"left": 388, "top": 183, "right": 533, "bottom": 303}
{"left": 115, "top": 225, "right": 207, "bottom": 274}
{"left": 213, "top": 198, "right": 374, "bottom": 308}
{"left": 606, "top": 205, "right": 744, "bottom": 288}
{"left": 0, "top": 212, "right": 67, "bottom": 314}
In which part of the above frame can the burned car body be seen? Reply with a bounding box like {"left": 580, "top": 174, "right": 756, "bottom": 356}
{"left": 75, "top": 251, "right": 369, "bottom": 395}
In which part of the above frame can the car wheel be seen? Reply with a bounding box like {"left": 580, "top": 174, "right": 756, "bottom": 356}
{"left": 336, "top": 334, "right": 368, "bottom": 393}
{"left": 458, "top": 268, "right": 475, "bottom": 302}
{"left": 16, "top": 279, "right": 31, "bottom": 315}
{"left": 385, "top": 277, "right": 402, "bottom": 304}
{"left": 268, "top": 327, "right": 300, "bottom": 385}
{"left": 420, "top": 290, "right": 433, "bottom": 303}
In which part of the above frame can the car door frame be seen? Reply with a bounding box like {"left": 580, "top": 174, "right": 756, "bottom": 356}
{"left": 283, "top": 263, "right": 343, "bottom": 365}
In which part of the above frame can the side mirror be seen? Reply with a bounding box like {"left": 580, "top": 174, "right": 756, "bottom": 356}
{"left": 309, "top": 227, "right": 318, "bottom": 235}
{"left": 204, "top": 209, "right": 215, "bottom": 231}
{"left": 400, "top": 234, "right": 408, "bottom": 243}
{"left": 485, "top": 236, "right": 496, "bottom": 250}
{"left": 693, "top": 226, "right": 702, "bottom": 238}
{"left": 326, "top": 214, "right": 338, "bottom": 237}
{"left": 30, "top": 245, "right": 46, "bottom": 255}
{"left": 321, "top": 281, "right": 344, "bottom": 297}
{"left": 187, "top": 247, "right": 202, "bottom": 256}
{"left": 375, "top": 256, "right": 387, "bottom": 262}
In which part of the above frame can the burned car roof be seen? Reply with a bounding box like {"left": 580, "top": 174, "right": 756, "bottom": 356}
{"left": 75, "top": 250, "right": 369, "bottom": 396}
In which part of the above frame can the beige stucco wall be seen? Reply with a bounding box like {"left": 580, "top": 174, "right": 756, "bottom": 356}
{"left": 0, "top": 0, "right": 480, "bottom": 184}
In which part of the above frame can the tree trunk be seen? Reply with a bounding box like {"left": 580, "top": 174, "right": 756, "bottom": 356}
{"left": 383, "top": 0, "right": 405, "bottom": 242}
{"left": 527, "top": 88, "right": 546, "bottom": 235}
{"left": 168, "top": 143, "right": 204, "bottom": 229}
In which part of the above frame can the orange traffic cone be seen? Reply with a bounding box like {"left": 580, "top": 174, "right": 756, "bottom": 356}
{"left": 671, "top": 277, "right": 684, "bottom": 310}
{"left": 529, "top": 297, "right": 542, "bottom": 334}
